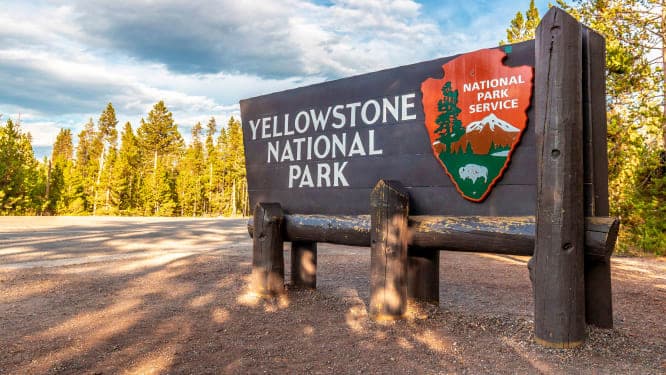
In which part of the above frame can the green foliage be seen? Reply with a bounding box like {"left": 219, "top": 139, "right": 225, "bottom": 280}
{"left": 95, "top": 103, "right": 119, "bottom": 215}
{"left": 137, "top": 101, "right": 184, "bottom": 216}
{"left": 176, "top": 122, "right": 205, "bottom": 216}
{"left": 45, "top": 128, "right": 74, "bottom": 214}
{"left": 223, "top": 117, "right": 248, "bottom": 216}
{"left": 75, "top": 118, "right": 102, "bottom": 212}
{"left": 501, "top": 0, "right": 540, "bottom": 44}
{"left": 137, "top": 101, "right": 183, "bottom": 158}
{"left": 51, "top": 128, "right": 73, "bottom": 165}
{"left": 1, "top": 101, "right": 249, "bottom": 218}
{"left": 0, "top": 118, "right": 44, "bottom": 214}
{"left": 114, "top": 122, "right": 141, "bottom": 215}
{"left": 98, "top": 102, "right": 118, "bottom": 148}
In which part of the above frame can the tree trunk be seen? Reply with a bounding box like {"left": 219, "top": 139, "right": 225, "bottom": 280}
{"left": 94, "top": 148, "right": 105, "bottom": 216}
{"left": 105, "top": 188, "right": 110, "bottom": 214}
{"left": 661, "top": 1, "right": 665, "bottom": 152}
{"left": 153, "top": 150, "right": 158, "bottom": 215}
{"left": 93, "top": 190, "right": 98, "bottom": 216}
{"left": 128, "top": 177, "right": 133, "bottom": 211}
{"left": 45, "top": 159, "right": 51, "bottom": 207}
{"left": 232, "top": 180, "right": 237, "bottom": 216}
{"left": 243, "top": 180, "right": 250, "bottom": 216}
{"left": 209, "top": 162, "right": 213, "bottom": 215}
{"left": 194, "top": 180, "right": 199, "bottom": 217}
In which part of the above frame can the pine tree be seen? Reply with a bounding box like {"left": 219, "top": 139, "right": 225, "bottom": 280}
{"left": 435, "top": 82, "right": 464, "bottom": 153}
{"left": 46, "top": 128, "right": 74, "bottom": 214}
{"left": 137, "top": 101, "right": 183, "bottom": 215}
{"left": 75, "top": 118, "right": 102, "bottom": 213}
{"left": 52, "top": 129, "right": 74, "bottom": 165}
{"left": 94, "top": 103, "right": 119, "bottom": 215}
{"left": 525, "top": 0, "right": 540, "bottom": 39}
{"left": 114, "top": 122, "right": 141, "bottom": 214}
{"left": 61, "top": 163, "right": 86, "bottom": 214}
{"left": 0, "top": 118, "right": 43, "bottom": 214}
{"left": 223, "top": 117, "right": 247, "bottom": 216}
{"left": 204, "top": 117, "right": 217, "bottom": 215}
{"left": 213, "top": 126, "right": 228, "bottom": 215}
{"left": 177, "top": 122, "right": 205, "bottom": 216}
{"left": 502, "top": 0, "right": 540, "bottom": 44}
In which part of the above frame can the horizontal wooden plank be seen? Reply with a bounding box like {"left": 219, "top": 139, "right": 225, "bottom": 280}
{"left": 247, "top": 214, "right": 618, "bottom": 258}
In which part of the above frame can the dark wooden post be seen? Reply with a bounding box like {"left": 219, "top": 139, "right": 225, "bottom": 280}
{"left": 251, "top": 202, "right": 285, "bottom": 295}
{"left": 533, "top": 7, "right": 586, "bottom": 348}
{"left": 407, "top": 247, "right": 439, "bottom": 304}
{"left": 582, "top": 26, "right": 614, "bottom": 329}
{"left": 291, "top": 241, "right": 317, "bottom": 289}
{"left": 370, "top": 180, "right": 409, "bottom": 319}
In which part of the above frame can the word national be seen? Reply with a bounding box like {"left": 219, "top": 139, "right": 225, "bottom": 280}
{"left": 246, "top": 93, "right": 418, "bottom": 188}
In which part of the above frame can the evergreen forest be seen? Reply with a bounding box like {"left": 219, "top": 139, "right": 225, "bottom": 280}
{"left": 1, "top": 101, "right": 248, "bottom": 218}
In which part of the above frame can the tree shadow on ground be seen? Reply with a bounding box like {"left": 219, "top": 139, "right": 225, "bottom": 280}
{"left": 0, "top": 238, "right": 664, "bottom": 373}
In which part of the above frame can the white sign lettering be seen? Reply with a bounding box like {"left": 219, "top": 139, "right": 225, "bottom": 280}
{"left": 251, "top": 92, "right": 417, "bottom": 188}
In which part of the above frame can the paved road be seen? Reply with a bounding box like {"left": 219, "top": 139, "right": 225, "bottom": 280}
{"left": 0, "top": 216, "right": 252, "bottom": 269}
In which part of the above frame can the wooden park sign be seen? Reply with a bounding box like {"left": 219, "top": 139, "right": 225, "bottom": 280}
{"left": 241, "top": 41, "right": 537, "bottom": 215}
{"left": 241, "top": 7, "right": 619, "bottom": 349}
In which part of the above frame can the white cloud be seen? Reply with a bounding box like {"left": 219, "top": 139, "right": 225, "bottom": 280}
{"left": 56, "top": 0, "right": 451, "bottom": 78}
{"left": 0, "top": 0, "right": 536, "bottom": 147}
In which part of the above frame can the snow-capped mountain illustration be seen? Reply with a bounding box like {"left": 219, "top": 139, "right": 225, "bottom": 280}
{"left": 450, "top": 113, "right": 521, "bottom": 155}
{"left": 465, "top": 113, "right": 520, "bottom": 133}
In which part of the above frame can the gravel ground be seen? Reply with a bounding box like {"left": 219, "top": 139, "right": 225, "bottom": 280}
{"left": 0, "top": 216, "right": 664, "bottom": 374}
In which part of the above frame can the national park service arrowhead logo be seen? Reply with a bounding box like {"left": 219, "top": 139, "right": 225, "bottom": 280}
{"left": 421, "top": 48, "right": 533, "bottom": 202}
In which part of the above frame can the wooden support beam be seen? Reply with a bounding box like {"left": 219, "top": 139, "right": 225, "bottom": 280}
{"left": 582, "top": 26, "right": 614, "bottom": 329}
{"left": 409, "top": 216, "right": 534, "bottom": 255}
{"left": 284, "top": 214, "right": 371, "bottom": 247}
{"left": 582, "top": 27, "right": 610, "bottom": 217}
{"left": 584, "top": 257, "right": 613, "bottom": 327}
{"left": 369, "top": 180, "right": 409, "bottom": 320}
{"left": 407, "top": 247, "right": 439, "bottom": 304}
{"left": 251, "top": 203, "right": 285, "bottom": 295}
{"left": 247, "top": 215, "right": 618, "bottom": 259}
{"left": 582, "top": 217, "right": 619, "bottom": 260}
{"left": 534, "top": 7, "right": 586, "bottom": 348}
{"left": 291, "top": 241, "right": 317, "bottom": 289}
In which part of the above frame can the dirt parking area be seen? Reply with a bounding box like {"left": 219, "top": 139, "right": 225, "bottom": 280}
{"left": 0, "top": 216, "right": 664, "bottom": 374}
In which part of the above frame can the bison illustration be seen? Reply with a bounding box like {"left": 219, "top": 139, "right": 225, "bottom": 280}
{"left": 458, "top": 164, "right": 488, "bottom": 184}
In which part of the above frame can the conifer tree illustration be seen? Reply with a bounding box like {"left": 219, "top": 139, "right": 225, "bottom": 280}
{"left": 435, "top": 82, "right": 464, "bottom": 153}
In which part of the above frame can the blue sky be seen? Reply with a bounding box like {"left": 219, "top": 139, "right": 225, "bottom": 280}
{"left": 0, "top": 0, "right": 552, "bottom": 152}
